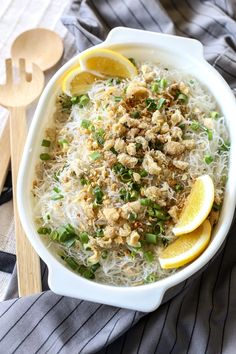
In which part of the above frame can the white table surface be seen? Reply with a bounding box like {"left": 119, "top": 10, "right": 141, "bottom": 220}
{"left": 0, "top": 0, "right": 76, "bottom": 299}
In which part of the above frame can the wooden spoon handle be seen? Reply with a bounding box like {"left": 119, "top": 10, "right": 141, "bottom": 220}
{"left": 9, "top": 106, "right": 42, "bottom": 296}
{"left": 0, "top": 116, "right": 10, "bottom": 193}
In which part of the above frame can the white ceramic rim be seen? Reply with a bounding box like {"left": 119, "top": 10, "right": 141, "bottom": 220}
{"left": 17, "top": 27, "right": 236, "bottom": 312}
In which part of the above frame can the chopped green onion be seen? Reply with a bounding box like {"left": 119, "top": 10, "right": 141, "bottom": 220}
{"left": 191, "top": 120, "right": 200, "bottom": 131}
{"left": 51, "top": 194, "right": 64, "bottom": 200}
{"left": 151, "top": 82, "right": 159, "bottom": 93}
{"left": 174, "top": 183, "right": 184, "bottom": 192}
{"left": 53, "top": 172, "right": 60, "bottom": 182}
{"left": 40, "top": 153, "right": 51, "bottom": 161}
{"left": 51, "top": 224, "right": 78, "bottom": 247}
{"left": 79, "top": 267, "right": 95, "bottom": 279}
{"left": 58, "top": 139, "right": 69, "bottom": 147}
{"left": 139, "top": 169, "right": 148, "bottom": 177}
{"left": 41, "top": 139, "right": 51, "bottom": 147}
{"left": 79, "top": 231, "right": 89, "bottom": 244}
{"left": 207, "top": 129, "right": 213, "bottom": 141}
{"left": 154, "top": 210, "right": 169, "bottom": 220}
{"left": 79, "top": 94, "right": 90, "bottom": 107}
{"left": 140, "top": 198, "right": 153, "bottom": 206}
{"left": 210, "top": 111, "right": 219, "bottom": 119}
{"left": 64, "top": 256, "right": 79, "bottom": 270}
{"left": 204, "top": 155, "right": 213, "bottom": 164}
{"left": 128, "top": 212, "right": 137, "bottom": 221}
{"left": 97, "top": 115, "right": 103, "bottom": 120}
{"left": 145, "top": 273, "right": 157, "bottom": 283}
{"left": 81, "top": 119, "right": 91, "bottom": 129}
{"left": 53, "top": 187, "right": 61, "bottom": 193}
{"left": 91, "top": 263, "right": 100, "bottom": 272}
{"left": 177, "top": 93, "right": 188, "bottom": 103}
{"left": 155, "top": 221, "right": 165, "bottom": 234}
{"left": 37, "top": 227, "right": 51, "bottom": 235}
{"left": 120, "top": 171, "right": 133, "bottom": 182}
{"left": 89, "top": 151, "right": 101, "bottom": 161}
{"left": 159, "top": 78, "right": 167, "bottom": 89}
{"left": 131, "top": 111, "right": 141, "bottom": 119}
{"left": 114, "top": 96, "right": 122, "bottom": 102}
{"left": 71, "top": 96, "right": 79, "bottom": 104}
{"left": 93, "top": 186, "right": 104, "bottom": 204}
{"left": 93, "top": 128, "right": 105, "bottom": 146}
{"left": 95, "top": 228, "right": 104, "bottom": 237}
{"left": 189, "top": 79, "right": 195, "bottom": 84}
{"left": 145, "top": 98, "right": 157, "bottom": 111}
{"left": 119, "top": 188, "right": 131, "bottom": 202}
{"left": 80, "top": 177, "right": 89, "bottom": 185}
{"left": 130, "top": 190, "right": 139, "bottom": 200}
{"left": 110, "top": 147, "right": 118, "bottom": 155}
{"left": 101, "top": 250, "right": 108, "bottom": 259}
{"left": 143, "top": 250, "right": 154, "bottom": 262}
{"left": 219, "top": 140, "right": 230, "bottom": 152}
{"left": 178, "top": 123, "right": 185, "bottom": 130}
{"left": 145, "top": 233, "right": 158, "bottom": 244}
{"left": 156, "top": 97, "right": 166, "bottom": 110}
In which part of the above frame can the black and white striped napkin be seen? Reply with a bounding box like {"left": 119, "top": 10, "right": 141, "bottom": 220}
{"left": 0, "top": 1, "right": 236, "bottom": 353}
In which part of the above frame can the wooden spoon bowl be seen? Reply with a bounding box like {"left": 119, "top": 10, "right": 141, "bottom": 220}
{"left": 11, "top": 28, "right": 64, "bottom": 71}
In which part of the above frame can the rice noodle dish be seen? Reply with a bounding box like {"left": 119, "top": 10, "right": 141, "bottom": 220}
{"left": 33, "top": 59, "right": 230, "bottom": 286}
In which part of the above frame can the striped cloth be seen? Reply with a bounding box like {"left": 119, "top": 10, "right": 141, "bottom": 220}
{"left": 1, "top": 0, "right": 236, "bottom": 353}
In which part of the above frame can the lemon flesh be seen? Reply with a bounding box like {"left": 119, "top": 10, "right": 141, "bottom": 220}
{"left": 62, "top": 68, "right": 103, "bottom": 96}
{"left": 79, "top": 48, "right": 138, "bottom": 79}
{"left": 159, "top": 219, "right": 211, "bottom": 269}
{"left": 172, "top": 175, "right": 214, "bottom": 236}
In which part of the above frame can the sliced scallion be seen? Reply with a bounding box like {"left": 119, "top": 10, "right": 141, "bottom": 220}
{"left": 89, "top": 151, "right": 101, "bottom": 161}
{"left": 40, "top": 153, "right": 51, "bottom": 161}
{"left": 79, "top": 94, "right": 90, "bottom": 107}
{"left": 41, "top": 139, "right": 51, "bottom": 147}
{"left": 143, "top": 250, "right": 154, "bottom": 262}
{"left": 145, "top": 233, "right": 158, "bottom": 244}
{"left": 51, "top": 194, "right": 64, "bottom": 200}
{"left": 204, "top": 155, "right": 213, "bottom": 164}
{"left": 37, "top": 227, "right": 51, "bottom": 235}
{"left": 93, "top": 186, "right": 104, "bottom": 204}
{"left": 159, "top": 78, "right": 167, "bottom": 89}
{"left": 210, "top": 111, "right": 219, "bottom": 119}
{"left": 79, "top": 231, "right": 89, "bottom": 244}
{"left": 156, "top": 97, "right": 166, "bottom": 110}
{"left": 131, "top": 111, "right": 141, "bottom": 119}
{"left": 71, "top": 96, "right": 79, "bottom": 104}
{"left": 177, "top": 93, "right": 188, "bottom": 103}
{"left": 140, "top": 198, "right": 152, "bottom": 206}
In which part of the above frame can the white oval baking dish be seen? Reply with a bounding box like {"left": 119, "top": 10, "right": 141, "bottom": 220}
{"left": 17, "top": 27, "right": 236, "bottom": 312}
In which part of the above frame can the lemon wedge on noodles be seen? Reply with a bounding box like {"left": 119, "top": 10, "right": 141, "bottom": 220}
{"left": 172, "top": 175, "right": 214, "bottom": 236}
{"left": 159, "top": 219, "right": 211, "bottom": 269}
{"left": 79, "top": 48, "right": 138, "bottom": 79}
{"left": 62, "top": 67, "right": 104, "bottom": 96}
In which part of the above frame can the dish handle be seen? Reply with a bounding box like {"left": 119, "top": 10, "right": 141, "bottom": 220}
{"left": 104, "top": 27, "right": 204, "bottom": 60}
{"left": 48, "top": 263, "right": 167, "bottom": 312}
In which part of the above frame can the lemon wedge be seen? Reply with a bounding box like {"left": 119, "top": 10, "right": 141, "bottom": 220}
{"left": 79, "top": 48, "right": 138, "bottom": 79}
{"left": 159, "top": 219, "right": 211, "bottom": 269}
{"left": 172, "top": 175, "right": 214, "bottom": 236}
{"left": 62, "top": 67, "right": 104, "bottom": 96}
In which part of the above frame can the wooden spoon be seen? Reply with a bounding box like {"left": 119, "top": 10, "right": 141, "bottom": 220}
{"left": 0, "top": 28, "right": 64, "bottom": 194}
{"left": 0, "top": 58, "right": 44, "bottom": 296}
